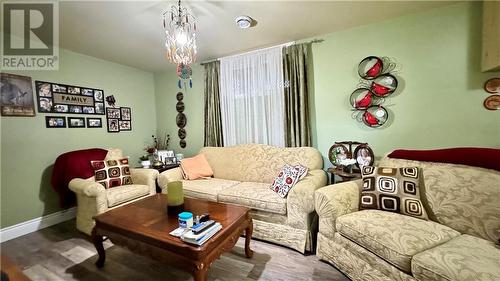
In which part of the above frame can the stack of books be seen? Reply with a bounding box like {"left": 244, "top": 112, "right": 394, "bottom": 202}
{"left": 170, "top": 220, "right": 222, "bottom": 246}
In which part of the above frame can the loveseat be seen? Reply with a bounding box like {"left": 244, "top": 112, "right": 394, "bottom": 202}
{"left": 69, "top": 148, "right": 159, "bottom": 235}
{"left": 158, "top": 143, "right": 327, "bottom": 253}
{"left": 315, "top": 155, "right": 500, "bottom": 281}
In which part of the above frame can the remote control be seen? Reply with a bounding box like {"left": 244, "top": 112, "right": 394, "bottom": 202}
{"left": 192, "top": 220, "right": 215, "bottom": 235}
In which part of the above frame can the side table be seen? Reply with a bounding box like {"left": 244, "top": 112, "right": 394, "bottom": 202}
{"left": 135, "top": 164, "right": 180, "bottom": 193}
{"left": 327, "top": 167, "right": 361, "bottom": 185}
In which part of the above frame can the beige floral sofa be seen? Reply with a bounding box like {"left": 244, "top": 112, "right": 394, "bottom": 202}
{"left": 158, "top": 143, "right": 327, "bottom": 253}
{"left": 315, "top": 156, "right": 500, "bottom": 281}
{"left": 69, "top": 148, "right": 159, "bottom": 235}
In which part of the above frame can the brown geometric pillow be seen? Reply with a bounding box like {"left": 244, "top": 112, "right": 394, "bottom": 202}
{"left": 90, "top": 158, "right": 133, "bottom": 188}
{"left": 360, "top": 166, "right": 428, "bottom": 220}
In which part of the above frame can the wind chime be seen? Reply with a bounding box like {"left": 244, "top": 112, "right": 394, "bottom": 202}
{"left": 162, "top": 0, "right": 197, "bottom": 89}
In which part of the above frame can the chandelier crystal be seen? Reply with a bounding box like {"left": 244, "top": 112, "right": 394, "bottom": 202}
{"left": 162, "top": 0, "right": 197, "bottom": 65}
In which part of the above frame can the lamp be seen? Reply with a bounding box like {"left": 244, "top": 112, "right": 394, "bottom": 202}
{"left": 162, "top": 0, "right": 197, "bottom": 65}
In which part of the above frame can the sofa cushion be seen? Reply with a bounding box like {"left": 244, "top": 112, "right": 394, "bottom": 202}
{"left": 360, "top": 166, "right": 428, "bottom": 220}
{"left": 106, "top": 184, "right": 150, "bottom": 207}
{"left": 336, "top": 210, "right": 459, "bottom": 273}
{"left": 91, "top": 158, "right": 133, "bottom": 189}
{"left": 218, "top": 182, "right": 287, "bottom": 215}
{"left": 412, "top": 234, "right": 500, "bottom": 281}
{"left": 182, "top": 178, "right": 240, "bottom": 202}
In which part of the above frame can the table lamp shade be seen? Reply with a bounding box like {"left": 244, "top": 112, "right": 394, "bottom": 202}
{"left": 167, "top": 181, "right": 184, "bottom": 207}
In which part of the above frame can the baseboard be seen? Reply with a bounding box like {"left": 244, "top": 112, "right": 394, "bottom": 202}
{"left": 0, "top": 207, "right": 76, "bottom": 243}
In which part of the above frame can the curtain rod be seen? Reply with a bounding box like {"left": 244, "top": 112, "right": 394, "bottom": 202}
{"left": 200, "top": 38, "right": 323, "bottom": 65}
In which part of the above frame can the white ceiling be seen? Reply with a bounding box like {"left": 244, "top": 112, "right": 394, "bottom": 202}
{"left": 59, "top": 1, "right": 455, "bottom": 73}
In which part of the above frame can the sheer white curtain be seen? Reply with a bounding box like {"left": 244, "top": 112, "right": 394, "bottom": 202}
{"left": 219, "top": 46, "right": 285, "bottom": 147}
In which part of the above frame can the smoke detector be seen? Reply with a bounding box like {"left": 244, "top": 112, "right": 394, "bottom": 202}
{"left": 235, "top": 16, "right": 255, "bottom": 29}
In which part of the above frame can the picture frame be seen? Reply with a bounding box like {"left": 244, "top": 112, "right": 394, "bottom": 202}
{"left": 119, "top": 120, "right": 131, "bottom": 131}
{"left": 87, "top": 118, "right": 102, "bottom": 128}
{"left": 353, "top": 144, "right": 375, "bottom": 168}
{"left": 107, "top": 118, "right": 119, "bottom": 132}
{"left": 157, "top": 150, "right": 175, "bottom": 164}
{"left": 328, "top": 144, "right": 349, "bottom": 166}
{"left": 120, "top": 107, "right": 131, "bottom": 121}
{"left": 1, "top": 73, "right": 36, "bottom": 116}
{"left": 35, "top": 80, "right": 105, "bottom": 115}
{"left": 68, "top": 117, "right": 85, "bottom": 128}
{"left": 45, "top": 116, "right": 66, "bottom": 128}
{"left": 106, "top": 107, "right": 120, "bottom": 119}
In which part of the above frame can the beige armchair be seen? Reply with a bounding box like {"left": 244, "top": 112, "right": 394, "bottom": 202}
{"left": 69, "top": 149, "right": 159, "bottom": 235}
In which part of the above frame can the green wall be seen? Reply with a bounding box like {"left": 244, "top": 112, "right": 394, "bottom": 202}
{"left": 1, "top": 49, "right": 156, "bottom": 228}
{"left": 154, "top": 66, "right": 204, "bottom": 157}
{"left": 154, "top": 2, "right": 500, "bottom": 164}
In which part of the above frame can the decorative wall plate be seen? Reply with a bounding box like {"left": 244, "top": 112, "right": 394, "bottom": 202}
{"left": 371, "top": 74, "right": 398, "bottom": 97}
{"left": 484, "top": 78, "right": 500, "bottom": 94}
{"left": 176, "top": 92, "right": 184, "bottom": 101}
{"left": 358, "top": 56, "right": 384, "bottom": 80}
{"left": 176, "top": 113, "right": 187, "bottom": 128}
{"left": 178, "top": 128, "right": 186, "bottom": 139}
{"left": 328, "top": 144, "right": 349, "bottom": 166}
{"left": 350, "top": 88, "right": 375, "bottom": 110}
{"left": 176, "top": 101, "right": 185, "bottom": 113}
{"left": 483, "top": 95, "right": 500, "bottom": 110}
{"left": 179, "top": 139, "right": 187, "bottom": 148}
{"left": 362, "top": 106, "right": 388, "bottom": 128}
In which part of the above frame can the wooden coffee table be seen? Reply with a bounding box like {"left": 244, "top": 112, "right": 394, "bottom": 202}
{"left": 91, "top": 194, "right": 253, "bottom": 281}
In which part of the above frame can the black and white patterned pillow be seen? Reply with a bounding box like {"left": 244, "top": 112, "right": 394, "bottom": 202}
{"left": 360, "top": 166, "right": 428, "bottom": 220}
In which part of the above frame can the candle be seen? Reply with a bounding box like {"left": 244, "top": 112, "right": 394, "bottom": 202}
{"left": 167, "top": 181, "right": 184, "bottom": 207}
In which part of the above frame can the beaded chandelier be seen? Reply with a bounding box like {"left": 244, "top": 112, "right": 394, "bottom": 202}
{"left": 162, "top": 0, "right": 197, "bottom": 65}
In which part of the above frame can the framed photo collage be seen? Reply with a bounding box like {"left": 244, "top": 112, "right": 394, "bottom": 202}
{"left": 36, "top": 80, "right": 105, "bottom": 129}
{"left": 106, "top": 107, "right": 132, "bottom": 133}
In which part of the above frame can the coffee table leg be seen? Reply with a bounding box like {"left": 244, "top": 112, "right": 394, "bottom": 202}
{"left": 193, "top": 264, "right": 208, "bottom": 281}
{"left": 245, "top": 218, "right": 254, "bottom": 258}
{"left": 91, "top": 229, "right": 106, "bottom": 268}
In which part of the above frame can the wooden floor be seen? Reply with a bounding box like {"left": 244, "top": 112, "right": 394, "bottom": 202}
{"left": 1, "top": 220, "right": 349, "bottom": 281}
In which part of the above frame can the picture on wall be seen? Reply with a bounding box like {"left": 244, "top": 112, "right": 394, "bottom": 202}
{"left": 1, "top": 73, "right": 36, "bottom": 116}
{"left": 35, "top": 80, "right": 105, "bottom": 115}
{"left": 107, "top": 118, "right": 119, "bottom": 132}
{"left": 87, "top": 118, "right": 102, "bottom": 128}
{"left": 68, "top": 117, "right": 85, "bottom": 128}
{"left": 45, "top": 116, "right": 66, "bottom": 128}
{"left": 106, "top": 107, "right": 132, "bottom": 133}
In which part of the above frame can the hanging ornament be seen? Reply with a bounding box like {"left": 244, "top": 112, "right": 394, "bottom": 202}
{"left": 350, "top": 88, "right": 375, "bottom": 110}
{"left": 358, "top": 56, "right": 384, "bottom": 79}
{"left": 371, "top": 74, "right": 398, "bottom": 97}
{"left": 176, "top": 63, "right": 193, "bottom": 89}
{"left": 362, "top": 106, "right": 388, "bottom": 128}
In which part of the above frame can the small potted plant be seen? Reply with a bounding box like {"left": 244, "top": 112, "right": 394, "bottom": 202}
{"left": 139, "top": 155, "right": 151, "bottom": 168}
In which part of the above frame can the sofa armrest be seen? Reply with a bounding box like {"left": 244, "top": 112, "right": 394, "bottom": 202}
{"left": 69, "top": 178, "right": 106, "bottom": 197}
{"left": 130, "top": 168, "right": 159, "bottom": 195}
{"left": 158, "top": 167, "right": 184, "bottom": 193}
{"left": 315, "top": 180, "right": 362, "bottom": 238}
{"left": 287, "top": 169, "right": 328, "bottom": 229}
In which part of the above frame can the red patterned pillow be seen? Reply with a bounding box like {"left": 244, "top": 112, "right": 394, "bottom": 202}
{"left": 90, "top": 158, "right": 133, "bottom": 188}
{"left": 269, "top": 164, "right": 300, "bottom": 198}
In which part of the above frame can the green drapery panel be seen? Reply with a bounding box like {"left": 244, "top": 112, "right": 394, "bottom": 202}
{"left": 203, "top": 61, "right": 224, "bottom": 147}
{"left": 283, "top": 43, "right": 312, "bottom": 147}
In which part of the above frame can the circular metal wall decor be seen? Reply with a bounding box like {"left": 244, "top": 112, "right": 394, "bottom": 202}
{"left": 179, "top": 139, "right": 186, "bottom": 148}
{"left": 350, "top": 88, "right": 375, "bottom": 110}
{"left": 178, "top": 128, "right": 186, "bottom": 139}
{"left": 484, "top": 78, "right": 500, "bottom": 94}
{"left": 176, "top": 112, "right": 187, "bottom": 128}
{"left": 371, "top": 74, "right": 398, "bottom": 97}
{"left": 362, "top": 106, "right": 388, "bottom": 128}
{"left": 483, "top": 95, "right": 500, "bottom": 110}
{"left": 358, "top": 56, "right": 384, "bottom": 80}
{"left": 176, "top": 101, "right": 185, "bottom": 113}
{"left": 176, "top": 92, "right": 184, "bottom": 101}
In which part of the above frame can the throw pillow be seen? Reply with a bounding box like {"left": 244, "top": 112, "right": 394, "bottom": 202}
{"left": 360, "top": 166, "right": 428, "bottom": 220}
{"left": 270, "top": 164, "right": 300, "bottom": 198}
{"left": 294, "top": 164, "right": 308, "bottom": 180}
{"left": 180, "top": 154, "right": 214, "bottom": 180}
{"left": 91, "top": 158, "right": 133, "bottom": 188}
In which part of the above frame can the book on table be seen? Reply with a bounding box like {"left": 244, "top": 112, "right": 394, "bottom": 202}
{"left": 181, "top": 222, "right": 222, "bottom": 246}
